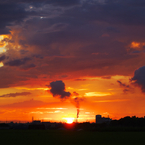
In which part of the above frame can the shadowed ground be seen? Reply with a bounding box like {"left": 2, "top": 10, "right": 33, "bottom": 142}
{"left": 0, "top": 130, "right": 145, "bottom": 145}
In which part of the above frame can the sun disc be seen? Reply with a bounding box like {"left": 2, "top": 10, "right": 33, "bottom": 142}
{"left": 65, "top": 118, "right": 74, "bottom": 124}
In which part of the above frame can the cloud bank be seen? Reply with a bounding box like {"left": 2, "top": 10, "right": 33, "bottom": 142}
{"left": 131, "top": 66, "right": 145, "bottom": 92}
{"left": 0, "top": 0, "right": 145, "bottom": 88}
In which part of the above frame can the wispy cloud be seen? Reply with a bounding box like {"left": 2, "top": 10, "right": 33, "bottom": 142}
{"left": 0, "top": 92, "right": 31, "bottom": 97}
{"left": 94, "top": 99, "right": 129, "bottom": 103}
{"left": 15, "top": 87, "right": 49, "bottom": 91}
{"left": 84, "top": 92, "right": 112, "bottom": 97}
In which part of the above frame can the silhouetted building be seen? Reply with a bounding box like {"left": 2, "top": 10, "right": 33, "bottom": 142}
{"left": 42, "top": 122, "right": 51, "bottom": 129}
{"left": 96, "top": 115, "right": 112, "bottom": 124}
{"left": 32, "top": 120, "right": 41, "bottom": 124}
{"left": 28, "top": 120, "right": 45, "bottom": 129}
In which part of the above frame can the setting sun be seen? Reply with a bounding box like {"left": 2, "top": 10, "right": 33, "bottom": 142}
{"left": 64, "top": 118, "right": 75, "bottom": 124}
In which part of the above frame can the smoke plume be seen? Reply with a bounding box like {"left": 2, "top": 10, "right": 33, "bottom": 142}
{"left": 71, "top": 92, "right": 82, "bottom": 118}
{"left": 49, "top": 81, "right": 82, "bottom": 119}
{"left": 74, "top": 97, "right": 80, "bottom": 119}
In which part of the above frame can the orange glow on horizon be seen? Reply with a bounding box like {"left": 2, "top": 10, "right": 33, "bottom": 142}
{"left": 0, "top": 75, "right": 144, "bottom": 122}
{"left": 63, "top": 117, "right": 75, "bottom": 124}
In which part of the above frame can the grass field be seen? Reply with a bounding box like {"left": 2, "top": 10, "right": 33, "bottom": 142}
{"left": 0, "top": 130, "right": 145, "bottom": 145}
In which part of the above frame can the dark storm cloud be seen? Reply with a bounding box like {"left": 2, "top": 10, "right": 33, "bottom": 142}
{"left": 12, "top": 0, "right": 145, "bottom": 49}
{"left": 1, "top": 0, "right": 80, "bottom": 6}
{"left": 19, "top": 0, "right": 135, "bottom": 61}
{"left": 19, "top": 50, "right": 29, "bottom": 55}
{"left": 5, "top": 57, "right": 31, "bottom": 66}
{"left": 50, "top": 80, "right": 71, "bottom": 99}
{"left": 1, "top": 0, "right": 145, "bottom": 88}
{"left": 1, "top": 0, "right": 145, "bottom": 35}
{"left": 131, "top": 66, "right": 145, "bottom": 92}
{"left": 45, "top": 0, "right": 80, "bottom": 6}
{"left": 20, "top": 63, "right": 36, "bottom": 70}
{"left": 33, "top": 54, "right": 43, "bottom": 59}
{"left": 62, "top": 0, "right": 145, "bottom": 26}
{"left": 0, "top": 92, "right": 31, "bottom": 97}
{"left": 0, "top": 55, "right": 6, "bottom": 62}
{"left": 3, "top": 56, "right": 35, "bottom": 70}
{"left": 120, "top": 0, "right": 145, "bottom": 6}
{"left": 0, "top": 3, "right": 27, "bottom": 34}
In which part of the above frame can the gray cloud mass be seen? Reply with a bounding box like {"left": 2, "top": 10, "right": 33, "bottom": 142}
{"left": 131, "top": 66, "right": 145, "bottom": 92}
{"left": 0, "top": 0, "right": 145, "bottom": 88}
{"left": 5, "top": 57, "right": 31, "bottom": 66}
{"left": 50, "top": 80, "right": 71, "bottom": 99}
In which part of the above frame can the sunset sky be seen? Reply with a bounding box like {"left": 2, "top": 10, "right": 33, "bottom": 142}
{"left": 0, "top": 0, "right": 145, "bottom": 123}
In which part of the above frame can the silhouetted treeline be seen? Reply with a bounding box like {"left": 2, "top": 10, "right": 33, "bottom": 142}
{"left": 110, "top": 116, "right": 145, "bottom": 127}
{"left": 74, "top": 116, "right": 145, "bottom": 131}
{"left": 91, "top": 116, "right": 145, "bottom": 131}
{"left": 1, "top": 116, "right": 145, "bottom": 131}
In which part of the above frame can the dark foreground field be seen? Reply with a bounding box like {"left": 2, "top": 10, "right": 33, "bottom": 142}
{"left": 0, "top": 130, "right": 145, "bottom": 145}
